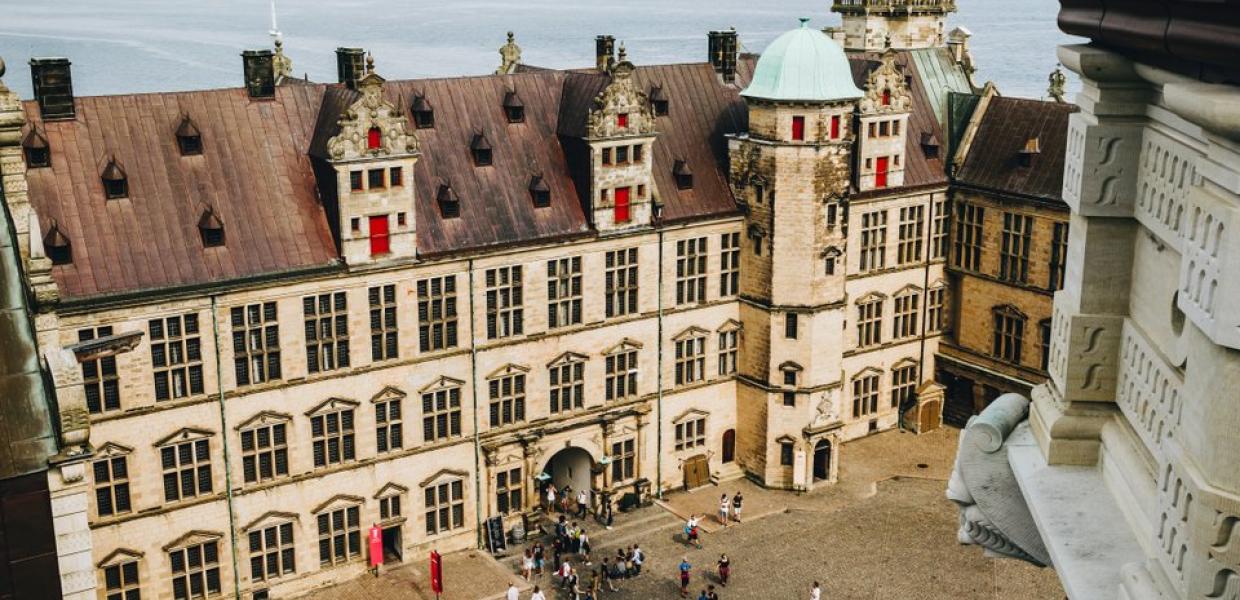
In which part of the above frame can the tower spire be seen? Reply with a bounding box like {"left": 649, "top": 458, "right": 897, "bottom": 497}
{"left": 269, "top": 0, "right": 282, "bottom": 43}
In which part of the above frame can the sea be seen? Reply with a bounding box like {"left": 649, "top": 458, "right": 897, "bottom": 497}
{"left": 0, "top": 0, "right": 1082, "bottom": 101}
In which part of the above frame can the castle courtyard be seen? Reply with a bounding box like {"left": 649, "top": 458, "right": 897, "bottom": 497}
{"left": 307, "top": 428, "right": 1065, "bottom": 600}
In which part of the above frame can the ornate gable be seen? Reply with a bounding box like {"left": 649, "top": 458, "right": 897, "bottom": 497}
{"left": 587, "top": 47, "right": 657, "bottom": 139}
{"left": 97, "top": 547, "right": 143, "bottom": 568}
{"left": 859, "top": 50, "right": 912, "bottom": 114}
{"left": 547, "top": 351, "right": 589, "bottom": 367}
{"left": 311, "top": 494, "right": 365, "bottom": 515}
{"left": 162, "top": 530, "right": 223, "bottom": 552}
{"left": 327, "top": 56, "right": 419, "bottom": 161}
{"left": 153, "top": 427, "right": 213, "bottom": 448}
{"left": 603, "top": 338, "right": 644, "bottom": 355}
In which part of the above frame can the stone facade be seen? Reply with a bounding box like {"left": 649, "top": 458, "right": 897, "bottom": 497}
{"left": 831, "top": 0, "right": 954, "bottom": 52}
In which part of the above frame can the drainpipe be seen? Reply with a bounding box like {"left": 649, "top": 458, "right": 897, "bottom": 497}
{"left": 467, "top": 259, "right": 484, "bottom": 549}
{"left": 655, "top": 230, "right": 665, "bottom": 498}
{"left": 208, "top": 296, "right": 242, "bottom": 599}
{"left": 911, "top": 192, "right": 936, "bottom": 431}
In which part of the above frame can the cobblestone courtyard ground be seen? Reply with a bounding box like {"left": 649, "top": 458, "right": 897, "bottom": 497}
{"left": 306, "top": 428, "right": 1065, "bottom": 599}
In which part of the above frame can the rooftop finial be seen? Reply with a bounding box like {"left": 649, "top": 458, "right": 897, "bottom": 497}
{"left": 1048, "top": 64, "right": 1067, "bottom": 103}
{"left": 617, "top": 42, "right": 627, "bottom": 64}
{"left": 799, "top": 17, "right": 811, "bottom": 27}
{"left": 268, "top": 0, "right": 282, "bottom": 43}
{"left": 366, "top": 53, "right": 375, "bottom": 75}
{"left": 496, "top": 31, "right": 523, "bottom": 75}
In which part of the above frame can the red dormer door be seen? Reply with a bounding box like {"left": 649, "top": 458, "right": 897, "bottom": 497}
{"left": 368, "top": 127, "right": 382, "bottom": 150}
{"left": 369, "top": 215, "right": 390, "bottom": 255}
{"left": 614, "top": 186, "right": 631, "bottom": 223}
{"left": 830, "top": 115, "right": 841, "bottom": 139}
{"left": 875, "top": 156, "right": 889, "bottom": 189}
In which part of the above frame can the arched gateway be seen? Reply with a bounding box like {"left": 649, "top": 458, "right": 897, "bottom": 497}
{"left": 541, "top": 446, "right": 595, "bottom": 496}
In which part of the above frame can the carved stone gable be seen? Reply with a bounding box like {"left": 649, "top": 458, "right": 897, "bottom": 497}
{"left": 587, "top": 55, "right": 656, "bottom": 139}
{"left": 327, "top": 58, "right": 419, "bottom": 161}
{"left": 859, "top": 50, "right": 912, "bottom": 114}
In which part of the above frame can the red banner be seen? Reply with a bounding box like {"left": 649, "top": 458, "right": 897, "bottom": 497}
{"left": 368, "top": 525, "right": 383, "bottom": 568}
{"left": 430, "top": 550, "right": 443, "bottom": 594}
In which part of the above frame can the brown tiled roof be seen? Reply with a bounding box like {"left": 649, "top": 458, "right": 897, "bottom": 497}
{"left": 954, "top": 96, "right": 1077, "bottom": 201}
{"left": 22, "top": 85, "right": 338, "bottom": 300}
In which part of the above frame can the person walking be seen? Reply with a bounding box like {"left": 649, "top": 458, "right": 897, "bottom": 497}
{"left": 810, "top": 581, "right": 821, "bottom": 600}
{"left": 556, "top": 560, "right": 573, "bottom": 587}
{"left": 521, "top": 548, "right": 534, "bottom": 581}
{"left": 506, "top": 583, "right": 519, "bottom": 600}
{"left": 530, "top": 585, "right": 547, "bottom": 600}
{"left": 686, "top": 515, "right": 702, "bottom": 549}
{"left": 706, "top": 584, "right": 720, "bottom": 600}
{"left": 632, "top": 544, "right": 644, "bottom": 575}
{"left": 717, "top": 553, "right": 731, "bottom": 587}
{"left": 577, "top": 488, "right": 590, "bottom": 519}
{"left": 678, "top": 558, "right": 692, "bottom": 598}
{"left": 718, "top": 494, "right": 730, "bottom": 526}
{"left": 546, "top": 484, "right": 557, "bottom": 513}
{"left": 732, "top": 492, "right": 743, "bottom": 523}
{"left": 533, "top": 541, "right": 545, "bottom": 575}
{"left": 602, "top": 557, "right": 619, "bottom": 591}
{"left": 579, "top": 529, "right": 592, "bottom": 564}
{"left": 561, "top": 486, "right": 573, "bottom": 514}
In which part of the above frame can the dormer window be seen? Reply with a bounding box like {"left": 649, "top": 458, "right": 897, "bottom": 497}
{"left": 471, "top": 134, "right": 493, "bottom": 166}
{"left": 673, "top": 160, "right": 693, "bottom": 190}
{"left": 437, "top": 182, "right": 460, "bottom": 218}
{"left": 367, "top": 127, "right": 382, "bottom": 150}
{"left": 649, "top": 85, "right": 669, "bottom": 116}
{"left": 198, "top": 208, "right": 225, "bottom": 247}
{"left": 1019, "top": 137, "right": 1041, "bottom": 167}
{"left": 503, "top": 90, "right": 525, "bottom": 123}
{"left": 22, "top": 128, "right": 50, "bottom": 168}
{"left": 529, "top": 175, "right": 551, "bottom": 208}
{"left": 43, "top": 221, "right": 71, "bottom": 265}
{"left": 101, "top": 159, "right": 128, "bottom": 199}
{"left": 920, "top": 132, "right": 940, "bottom": 159}
{"left": 616, "top": 113, "right": 629, "bottom": 129}
{"left": 176, "top": 116, "right": 203, "bottom": 156}
{"left": 412, "top": 95, "right": 434, "bottom": 129}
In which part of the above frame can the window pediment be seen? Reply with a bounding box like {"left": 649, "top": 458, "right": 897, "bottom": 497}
{"left": 420, "top": 468, "right": 468, "bottom": 488}
{"left": 820, "top": 246, "right": 842, "bottom": 259}
{"left": 162, "top": 530, "right": 223, "bottom": 552}
{"left": 375, "top": 482, "right": 409, "bottom": 499}
{"left": 929, "top": 278, "right": 946, "bottom": 290}
{"left": 311, "top": 494, "right": 364, "bottom": 515}
{"left": 894, "top": 284, "right": 923, "bottom": 297}
{"left": 97, "top": 547, "right": 143, "bottom": 568}
{"left": 779, "top": 361, "right": 804, "bottom": 373}
{"left": 716, "top": 319, "right": 742, "bottom": 333}
{"left": 242, "top": 511, "right": 299, "bottom": 532}
{"left": 371, "top": 386, "right": 407, "bottom": 403}
{"left": 672, "top": 408, "right": 709, "bottom": 424}
{"left": 746, "top": 223, "right": 765, "bottom": 239}
{"left": 775, "top": 434, "right": 798, "bottom": 445}
{"left": 852, "top": 367, "right": 883, "bottom": 380}
{"left": 234, "top": 410, "right": 292, "bottom": 432}
{"left": 547, "top": 351, "right": 589, "bottom": 367}
{"left": 603, "top": 338, "right": 644, "bottom": 355}
{"left": 419, "top": 375, "right": 465, "bottom": 394}
{"left": 96, "top": 442, "right": 133, "bottom": 458}
{"left": 486, "top": 363, "right": 530, "bottom": 380}
{"left": 305, "top": 397, "right": 360, "bottom": 417}
{"left": 993, "top": 304, "right": 1027, "bottom": 319}
{"left": 857, "top": 291, "right": 887, "bottom": 304}
{"left": 672, "top": 326, "right": 708, "bottom": 342}
{"left": 892, "top": 358, "right": 919, "bottom": 370}
{"left": 153, "top": 427, "right": 213, "bottom": 448}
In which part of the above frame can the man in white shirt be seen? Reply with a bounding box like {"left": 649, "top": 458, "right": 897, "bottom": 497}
{"left": 810, "top": 581, "right": 822, "bottom": 600}
{"left": 577, "top": 488, "right": 589, "bottom": 518}
{"left": 530, "top": 584, "right": 547, "bottom": 600}
{"left": 506, "top": 583, "right": 519, "bottom": 600}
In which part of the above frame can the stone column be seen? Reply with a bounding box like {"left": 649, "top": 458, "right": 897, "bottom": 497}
{"left": 632, "top": 405, "right": 650, "bottom": 481}
{"left": 43, "top": 347, "right": 94, "bottom": 600}
{"left": 519, "top": 433, "right": 541, "bottom": 513}
{"left": 599, "top": 416, "right": 615, "bottom": 491}
{"left": 1032, "top": 44, "right": 1149, "bottom": 465}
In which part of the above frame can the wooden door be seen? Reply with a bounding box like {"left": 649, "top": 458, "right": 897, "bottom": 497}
{"left": 875, "top": 156, "right": 889, "bottom": 188}
{"left": 369, "top": 215, "right": 390, "bottom": 256}
{"left": 683, "top": 455, "right": 710, "bottom": 489}
{"left": 614, "top": 186, "right": 630, "bottom": 223}
{"left": 721, "top": 429, "right": 735, "bottom": 464}
{"left": 921, "top": 400, "right": 941, "bottom": 432}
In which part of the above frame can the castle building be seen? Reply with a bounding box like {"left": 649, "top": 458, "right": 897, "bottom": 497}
{"left": 947, "top": 2, "right": 1240, "bottom": 599}
{"left": 0, "top": 2, "right": 1030, "bottom": 598}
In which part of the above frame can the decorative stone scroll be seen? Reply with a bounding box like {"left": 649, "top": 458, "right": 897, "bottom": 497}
{"left": 587, "top": 47, "right": 656, "bottom": 139}
{"left": 858, "top": 49, "right": 912, "bottom": 115}
{"left": 327, "top": 56, "right": 419, "bottom": 161}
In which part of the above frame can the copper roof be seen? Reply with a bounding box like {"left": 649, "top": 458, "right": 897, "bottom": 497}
{"left": 954, "top": 96, "right": 1077, "bottom": 202}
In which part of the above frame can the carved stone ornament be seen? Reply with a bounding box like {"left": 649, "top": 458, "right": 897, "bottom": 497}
{"left": 858, "top": 49, "right": 913, "bottom": 114}
{"left": 812, "top": 389, "right": 840, "bottom": 427}
{"left": 587, "top": 46, "right": 656, "bottom": 139}
{"left": 327, "top": 56, "right": 419, "bottom": 161}
{"left": 496, "top": 31, "right": 522, "bottom": 75}
{"left": 946, "top": 393, "right": 1052, "bottom": 567}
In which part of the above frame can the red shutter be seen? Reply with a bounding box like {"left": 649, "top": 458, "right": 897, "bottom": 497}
{"left": 830, "top": 115, "right": 841, "bottom": 139}
{"left": 875, "top": 156, "right": 889, "bottom": 189}
{"left": 369, "top": 215, "right": 390, "bottom": 255}
{"left": 617, "top": 113, "right": 629, "bottom": 128}
{"left": 881, "top": 90, "right": 891, "bottom": 106}
{"left": 367, "top": 127, "right": 382, "bottom": 150}
{"left": 614, "top": 187, "right": 631, "bottom": 223}
{"left": 791, "top": 116, "right": 805, "bottom": 141}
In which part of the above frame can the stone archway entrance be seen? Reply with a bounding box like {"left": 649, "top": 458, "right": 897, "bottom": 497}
{"left": 542, "top": 446, "right": 594, "bottom": 496}
{"left": 813, "top": 439, "right": 831, "bottom": 482}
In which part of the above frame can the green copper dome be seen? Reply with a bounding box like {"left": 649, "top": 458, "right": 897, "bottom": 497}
{"left": 741, "top": 19, "right": 863, "bottom": 103}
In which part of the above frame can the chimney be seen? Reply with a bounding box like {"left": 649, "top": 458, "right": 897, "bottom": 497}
{"left": 241, "top": 50, "right": 276, "bottom": 99}
{"left": 29, "top": 58, "right": 75, "bottom": 120}
{"left": 708, "top": 29, "right": 738, "bottom": 83}
{"left": 336, "top": 47, "right": 366, "bottom": 89}
{"left": 595, "top": 35, "right": 615, "bottom": 71}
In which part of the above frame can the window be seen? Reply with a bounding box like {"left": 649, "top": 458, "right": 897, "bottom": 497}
{"left": 852, "top": 372, "right": 880, "bottom": 418}
{"left": 857, "top": 298, "right": 883, "bottom": 348}
{"left": 23, "top": 130, "right": 51, "bottom": 167}
{"left": 893, "top": 120, "right": 901, "bottom": 136}
{"left": 927, "top": 288, "right": 945, "bottom": 333}
{"left": 367, "top": 168, "right": 386, "bottom": 190}
{"left": 485, "top": 266, "right": 524, "bottom": 339}
{"left": 783, "top": 391, "right": 797, "bottom": 407}
{"left": 674, "top": 417, "right": 706, "bottom": 451}
{"left": 830, "top": 115, "right": 841, "bottom": 139}
{"left": 780, "top": 442, "right": 794, "bottom": 466}
{"left": 249, "top": 522, "right": 295, "bottom": 582}
{"left": 614, "top": 186, "right": 631, "bottom": 223}
{"left": 367, "top": 127, "right": 382, "bottom": 150}
{"left": 633, "top": 144, "right": 643, "bottom": 163}
{"left": 930, "top": 198, "right": 949, "bottom": 259}
{"left": 369, "top": 284, "right": 398, "bottom": 361}
{"left": 505, "top": 104, "right": 525, "bottom": 124}
{"left": 232, "top": 303, "right": 281, "bottom": 387}
{"left": 414, "top": 108, "right": 434, "bottom": 129}
{"left": 868, "top": 122, "right": 877, "bottom": 139}
{"left": 350, "top": 171, "right": 363, "bottom": 191}
{"left": 496, "top": 467, "right": 522, "bottom": 515}
{"left": 169, "top": 540, "right": 220, "bottom": 600}
{"left": 879, "top": 121, "right": 890, "bottom": 137}
{"left": 616, "top": 146, "right": 629, "bottom": 164}
{"left": 418, "top": 275, "right": 458, "bottom": 352}
{"left": 718, "top": 329, "right": 738, "bottom": 375}
{"left": 471, "top": 140, "right": 493, "bottom": 167}
{"left": 675, "top": 334, "right": 707, "bottom": 386}
{"left": 674, "top": 160, "right": 694, "bottom": 189}
{"left": 311, "top": 407, "right": 356, "bottom": 467}
{"left": 824, "top": 248, "right": 840, "bottom": 276}
{"left": 753, "top": 183, "right": 765, "bottom": 205}
{"left": 605, "top": 248, "right": 639, "bottom": 318}
{"left": 992, "top": 307, "right": 1026, "bottom": 364}
{"left": 80, "top": 326, "right": 120, "bottom": 414}
{"left": 161, "top": 437, "right": 212, "bottom": 503}
{"left": 422, "top": 385, "right": 462, "bottom": 442}
{"left": 375, "top": 396, "right": 403, "bottom": 454}
{"left": 602, "top": 148, "right": 612, "bottom": 165}
{"left": 605, "top": 348, "right": 638, "bottom": 401}
{"left": 102, "top": 162, "right": 128, "bottom": 200}
{"left": 390, "top": 166, "right": 403, "bottom": 187}
{"left": 1049, "top": 222, "right": 1069, "bottom": 291}
{"left": 548, "top": 257, "right": 583, "bottom": 329}
{"left": 304, "top": 292, "right": 350, "bottom": 373}
{"left": 675, "top": 237, "right": 708, "bottom": 305}
{"left": 953, "top": 203, "right": 984, "bottom": 271}
{"left": 791, "top": 116, "right": 805, "bottom": 141}
{"left": 380, "top": 493, "right": 402, "bottom": 521}
{"left": 240, "top": 422, "right": 288, "bottom": 484}
{"left": 891, "top": 363, "right": 917, "bottom": 409}
{"left": 785, "top": 313, "right": 799, "bottom": 339}
{"left": 720, "top": 232, "right": 740, "bottom": 297}
{"left": 611, "top": 439, "right": 635, "bottom": 482}
{"left": 368, "top": 215, "right": 390, "bottom": 256}
{"left": 94, "top": 453, "right": 131, "bottom": 517}
{"left": 102, "top": 559, "right": 140, "bottom": 600}
{"left": 897, "top": 205, "right": 924, "bottom": 265}
{"left": 549, "top": 358, "right": 585, "bottom": 414}
{"left": 1040, "top": 319, "right": 1053, "bottom": 371}
{"left": 150, "top": 314, "right": 204, "bottom": 401}
{"left": 177, "top": 134, "right": 202, "bottom": 157}
{"left": 999, "top": 212, "right": 1033, "bottom": 283}
{"left": 893, "top": 291, "right": 920, "bottom": 339}
{"left": 859, "top": 210, "right": 888, "bottom": 272}
{"left": 425, "top": 479, "right": 465, "bottom": 536}
{"left": 317, "top": 505, "right": 361, "bottom": 565}
{"left": 488, "top": 372, "right": 526, "bottom": 427}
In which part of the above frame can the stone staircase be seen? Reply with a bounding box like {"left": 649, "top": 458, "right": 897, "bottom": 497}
{"left": 711, "top": 462, "right": 746, "bottom": 485}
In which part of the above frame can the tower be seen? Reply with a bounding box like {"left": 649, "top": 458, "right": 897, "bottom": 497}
{"left": 729, "top": 19, "right": 863, "bottom": 488}
{"left": 831, "top": 0, "right": 955, "bottom": 51}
